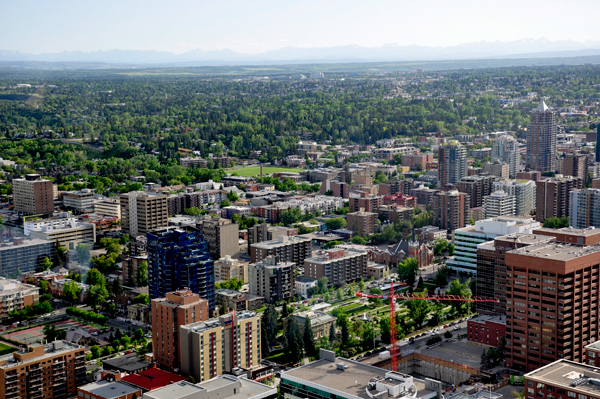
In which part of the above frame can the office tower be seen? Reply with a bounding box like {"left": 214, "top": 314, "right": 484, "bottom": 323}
{"left": 563, "top": 152, "right": 588, "bottom": 181}
{"left": 536, "top": 176, "right": 583, "bottom": 222}
{"left": 527, "top": 100, "right": 557, "bottom": 172}
{"left": 0, "top": 341, "right": 86, "bottom": 399}
{"left": 504, "top": 242, "right": 600, "bottom": 372}
{"left": 12, "top": 174, "right": 54, "bottom": 217}
{"left": 569, "top": 188, "right": 600, "bottom": 229}
{"left": 180, "top": 312, "right": 261, "bottom": 383}
{"left": 304, "top": 248, "right": 368, "bottom": 287}
{"left": 247, "top": 224, "right": 297, "bottom": 246}
{"left": 492, "top": 135, "right": 520, "bottom": 178}
{"left": 151, "top": 289, "right": 209, "bottom": 370}
{"left": 476, "top": 233, "right": 554, "bottom": 315}
{"left": 120, "top": 191, "right": 168, "bottom": 237}
{"left": 147, "top": 227, "right": 215, "bottom": 310}
{"left": 250, "top": 235, "right": 312, "bottom": 264}
{"left": 433, "top": 190, "right": 469, "bottom": 231}
{"left": 93, "top": 197, "right": 121, "bottom": 218}
{"left": 457, "top": 175, "right": 496, "bottom": 208}
{"left": 0, "top": 237, "right": 54, "bottom": 278}
{"left": 346, "top": 210, "right": 378, "bottom": 236}
{"left": 62, "top": 189, "right": 95, "bottom": 213}
{"left": 483, "top": 191, "right": 516, "bottom": 218}
{"left": 248, "top": 255, "right": 295, "bottom": 303}
{"left": 447, "top": 217, "right": 540, "bottom": 276}
{"left": 196, "top": 216, "right": 239, "bottom": 260}
{"left": 438, "top": 140, "right": 468, "bottom": 188}
{"left": 493, "top": 179, "right": 536, "bottom": 217}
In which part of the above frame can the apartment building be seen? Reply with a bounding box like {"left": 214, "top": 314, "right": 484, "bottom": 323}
{"left": 563, "top": 152, "right": 588, "bottom": 181}
{"left": 308, "top": 168, "right": 341, "bottom": 182}
{"left": 147, "top": 227, "right": 215, "bottom": 310}
{"left": 250, "top": 235, "right": 312, "bottom": 264}
{"left": 346, "top": 210, "right": 378, "bottom": 237}
{"left": 62, "top": 189, "right": 95, "bottom": 213}
{"left": 247, "top": 224, "right": 297, "bottom": 246}
{"left": 25, "top": 216, "right": 95, "bottom": 250}
{"left": 433, "top": 190, "right": 469, "bottom": 231}
{"left": 505, "top": 242, "right": 600, "bottom": 372}
{"left": 286, "top": 195, "right": 344, "bottom": 215}
{"left": 12, "top": 174, "right": 54, "bottom": 217}
{"left": 378, "top": 179, "right": 414, "bottom": 196}
{"left": 0, "top": 237, "right": 55, "bottom": 278}
{"left": 378, "top": 204, "right": 414, "bottom": 224}
{"left": 120, "top": 191, "right": 168, "bottom": 237}
{"left": 517, "top": 171, "right": 542, "bottom": 181}
{"left": 151, "top": 289, "right": 209, "bottom": 371}
{"left": 94, "top": 197, "right": 121, "bottom": 219}
{"left": 318, "top": 179, "right": 349, "bottom": 198}
{"left": 492, "top": 135, "right": 520, "bottom": 178}
{"left": 215, "top": 255, "right": 249, "bottom": 283}
{"left": 532, "top": 226, "right": 600, "bottom": 246}
{"left": 145, "top": 376, "right": 276, "bottom": 399}
{"left": 438, "top": 140, "right": 468, "bottom": 188}
{"left": 457, "top": 175, "right": 496, "bottom": 208}
{"left": 121, "top": 255, "right": 147, "bottom": 287}
{"left": 569, "top": 188, "right": 600, "bottom": 229}
{"left": 77, "top": 381, "right": 141, "bottom": 399}
{"left": 180, "top": 312, "right": 261, "bottom": 382}
{"left": 303, "top": 248, "right": 368, "bottom": 287}
{"left": 483, "top": 160, "right": 510, "bottom": 179}
{"left": 180, "top": 157, "right": 208, "bottom": 169}
{"left": 197, "top": 216, "right": 239, "bottom": 260}
{"left": 410, "top": 184, "right": 439, "bottom": 206}
{"left": 467, "top": 314, "right": 506, "bottom": 347}
{"left": 248, "top": 255, "right": 295, "bottom": 303}
{"left": 527, "top": 101, "right": 558, "bottom": 172}
{"left": 483, "top": 190, "right": 516, "bottom": 218}
{"left": 349, "top": 193, "right": 384, "bottom": 213}
{"left": 0, "top": 341, "right": 86, "bottom": 399}
{"left": 493, "top": 179, "right": 536, "bottom": 217}
{"left": 536, "top": 176, "right": 583, "bottom": 223}
{"left": 0, "top": 278, "right": 39, "bottom": 318}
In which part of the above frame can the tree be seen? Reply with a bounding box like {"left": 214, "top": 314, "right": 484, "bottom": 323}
{"left": 76, "top": 243, "right": 91, "bottom": 264}
{"left": 336, "top": 288, "right": 343, "bottom": 300}
{"left": 329, "top": 322, "right": 336, "bottom": 343}
{"left": 42, "top": 257, "right": 53, "bottom": 271}
{"left": 112, "top": 278, "right": 124, "bottom": 296}
{"left": 262, "top": 305, "right": 279, "bottom": 346}
{"left": 398, "top": 257, "right": 419, "bottom": 287}
{"left": 362, "top": 322, "right": 375, "bottom": 350}
{"left": 261, "top": 321, "right": 270, "bottom": 358}
{"left": 351, "top": 319, "right": 364, "bottom": 337}
{"left": 368, "top": 288, "right": 383, "bottom": 306}
{"left": 38, "top": 280, "right": 50, "bottom": 294}
{"left": 285, "top": 318, "right": 303, "bottom": 363}
{"left": 446, "top": 278, "right": 472, "bottom": 314}
{"left": 406, "top": 291, "right": 431, "bottom": 328}
{"left": 433, "top": 265, "right": 448, "bottom": 288}
{"left": 417, "top": 276, "right": 424, "bottom": 289}
{"left": 303, "top": 319, "right": 317, "bottom": 357}
{"left": 43, "top": 324, "right": 66, "bottom": 341}
{"left": 317, "top": 277, "right": 328, "bottom": 294}
{"left": 324, "top": 217, "right": 347, "bottom": 231}
{"left": 86, "top": 268, "right": 104, "bottom": 286}
{"left": 88, "top": 284, "right": 109, "bottom": 310}
{"left": 63, "top": 280, "right": 82, "bottom": 304}
{"left": 379, "top": 317, "right": 391, "bottom": 344}
{"left": 185, "top": 207, "right": 203, "bottom": 217}
{"left": 350, "top": 236, "right": 366, "bottom": 245}
{"left": 227, "top": 190, "right": 239, "bottom": 202}
{"left": 339, "top": 316, "right": 350, "bottom": 345}
{"left": 136, "top": 261, "right": 148, "bottom": 286}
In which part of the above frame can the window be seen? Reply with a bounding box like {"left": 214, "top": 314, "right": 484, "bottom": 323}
{"left": 568, "top": 392, "right": 576, "bottom": 398}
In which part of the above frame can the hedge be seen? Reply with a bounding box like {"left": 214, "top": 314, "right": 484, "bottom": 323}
{"left": 66, "top": 307, "right": 108, "bottom": 325}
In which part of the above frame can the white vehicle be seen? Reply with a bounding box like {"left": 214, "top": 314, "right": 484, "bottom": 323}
{"left": 131, "top": 322, "right": 137, "bottom": 326}
{"left": 454, "top": 325, "right": 461, "bottom": 331}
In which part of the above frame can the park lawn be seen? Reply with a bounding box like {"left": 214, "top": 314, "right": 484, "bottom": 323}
{"left": 266, "top": 350, "right": 294, "bottom": 365}
{"left": 0, "top": 342, "right": 16, "bottom": 356}
{"left": 229, "top": 166, "right": 305, "bottom": 177}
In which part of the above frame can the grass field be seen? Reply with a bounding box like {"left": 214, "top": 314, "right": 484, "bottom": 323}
{"left": 0, "top": 342, "right": 16, "bottom": 356}
{"left": 229, "top": 166, "right": 305, "bottom": 177}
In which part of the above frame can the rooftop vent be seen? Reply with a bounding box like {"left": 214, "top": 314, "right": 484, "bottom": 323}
{"left": 337, "top": 362, "right": 349, "bottom": 371}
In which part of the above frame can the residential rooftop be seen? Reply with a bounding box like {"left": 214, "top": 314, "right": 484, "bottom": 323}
{"left": 251, "top": 235, "right": 311, "bottom": 249}
{"left": 102, "top": 353, "right": 152, "bottom": 373}
{"left": 144, "top": 375, "right": 276, "bottom": 399}
{"left": 0, "top": 341, "right": 82, "bottom": 369}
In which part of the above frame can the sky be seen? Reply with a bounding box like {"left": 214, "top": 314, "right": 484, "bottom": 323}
{"left": 2, "top": 0, "right": 600, "bottom": 54}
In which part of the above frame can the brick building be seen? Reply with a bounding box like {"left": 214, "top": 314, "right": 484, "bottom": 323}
{"left": 304, "top": 248, "right": 368, "bottom": 287}
{"left": 536, "top": 176, "right": 583, "bottom": 223}
{"left": 433, "top": 190, "right": 469, "bottom": 231}
{"left": 346, "top": 210, "right": 378, "bottom": 237}
{"left": 12, "top": 174, "right": 54, "bottom": 217}
{"left": 457, "top": 175, "right": 495, "bottom": 209}
{"left": 467, "top": 314, "right": 507, "bottom": 347}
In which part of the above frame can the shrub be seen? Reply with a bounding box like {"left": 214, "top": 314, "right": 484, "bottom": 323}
{"left": 426, "top": 334, "right": 442, "bottom": 346}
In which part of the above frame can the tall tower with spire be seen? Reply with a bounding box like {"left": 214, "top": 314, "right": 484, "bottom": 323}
{"left": 527, "top": 100, "right": 557, "bottom": 172}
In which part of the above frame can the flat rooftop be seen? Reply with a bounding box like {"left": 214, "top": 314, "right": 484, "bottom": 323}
{"left": 525, "top": 359, "right": 600, "bottom": 396}
{"left": 534, "top": 226, "right": 600, "bottom": 237}
{"left": 251, "top": 235, "right": 311, "bottom": 249}
{"left": 79, "top": 381, "right": 140, "bottom": 399}
{"left": 144, "top": 381, "right": 205, "bottom": 399}
{"left": 495, "top": 233, "right": 556, "bottom": 245}
{"left": 102, "top": 353, "right": 151, "bottom": 372}
{"left": 0, "top": 341, "right": 81, "bottom": 369}
{"left": 199, "top": 375, "right": 276, "bottom": 399}
{"left": 469, "top": 314, "right": 506, "bottom": 325}
{"left": 509, "top": 242, "right": 600, "bottom": 261}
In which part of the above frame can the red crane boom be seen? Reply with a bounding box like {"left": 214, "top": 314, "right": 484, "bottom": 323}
{"left": 357, "top": 283, "right": 498, "bottom": 372}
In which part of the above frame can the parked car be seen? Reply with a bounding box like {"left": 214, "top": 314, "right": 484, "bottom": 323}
{"left": 454, "top": 325, "right": 461, "bottom": 331}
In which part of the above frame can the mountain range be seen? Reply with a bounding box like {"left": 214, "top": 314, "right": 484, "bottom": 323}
{"left": 2, "top": 38, "right": 600, "bottom": 66}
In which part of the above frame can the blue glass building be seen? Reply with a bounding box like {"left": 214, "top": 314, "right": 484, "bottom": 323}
{"left": 147, "top": 227, "right": 215, "bottom": 311}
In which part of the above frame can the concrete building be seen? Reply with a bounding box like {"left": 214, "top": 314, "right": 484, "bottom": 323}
{"left": 94, "top": 197, "right": 121, "bottom": 219}
{"left": 12, "top": 174, "right": 54, "bottom": 217}
{"left": 483, "top": 190, "right": 515, "bottom": 218}
{"left": 410, "top": 185, "right": 439, "bottom": 206}
{"left": 492, "top": 135, "right": 520, "bottom": 178}
{"left": 536, "top": 176, "right": 583, "bottom": 223}
{"left": 0, "top": 341, "right": 85, "bottom": 399}
{"left": 151, "top": 289, "right": 209, "bottom": 371}
{"left": 493, "top": 179, "right": 536, "bottom": 217}
{"left": 447, "top": 216, "right": 541, "bottom": 275}
{"left": 433, "top": 190, "right": 469, "bottom": 231}
{"left": 147, "top": 227, "right": 215, "bottom": 310}
{"left": 292, "top": 310, "right": 336, "bottom": 339}
{"left": 457, "top": 175, "right": 496, "bottom": 209}
{"left": 402, "top": 153, "right": 432, "bottom": 169}
{"left": 214, "top": 255, "right": 249, "bottom": 283}
{"left": 77, "top": 381, "right": 141, "bottom": 399}
{"left": 247, "top": 224, "right": 297, "bottom": 246}
{"left": 248, "top": 255, "right": 295, "bottom": 303}
{"left": 346, "top": 210, "right": 378, "bottom": 237}
{"left": 144, "top": 375, "right": 276, "bottom": 399}
{"left": 563, "top": 152, "right": 588, "bottom": 180}
{"left": 319, "top": 180, "right": 349, "bottom": 198}
{"left": 0, "top": 237, "right": 55, "bottom": 278}
{"left": 120, "top": 191, "right": 168, "bottom": 237}
{"left": 527, "top": 101, "right": 557, "bottom": 172}
{"left": 569, "top": 188, "right": 600, "bottom": 229}
{"left": 250, "top": 235, "right": 312, "bottom": 264}
{"left": 179, "top": 312, "right": 261, "bottom": 382}
{"left": 482, "top": 160, "right": 510, "bottom": 179}
{"left": 25, "top": 215, "right": 95, "bottom": 250}
{"left": 467, "top": 314, "right": 506, "bottom": 347}
{"left": 197, "top": 216, "right": 239, "bottom": 260}
{"left": 524, "top": 359, "right": 600, "bottom": 399}
{"left": 0, "top": 278, "right": 39, "bottom": 317}
{"left": 532, "top": 226, "right": 600, "bottom": 246}
{"left": 286, "top": 195, "right": 344, "bottom": 215}
{"left": 350, "top": 193, "right": 384, "bottom": 213}
{"left": 62, "top": 189, "right": 94, "bottom": 213}
{"left": 304, "top": 248, "right": 368, "bottom": 287}
{"left": 295, "top": 277, "right": 317, "bottom": 298}
{"left": 438, "top": 140, "right": 468, "bottom": 188}
{"left": 517, "top": 171, "right": 542, "bottom": 181}
{"left": 505, "top": 242, "right": 600, "bottom": 372}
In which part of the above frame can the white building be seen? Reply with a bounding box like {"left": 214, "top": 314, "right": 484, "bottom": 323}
{"left": 492, "top": 135, "right": 520, "bottom": 178}
{"left": 483, "top": 190, "right": 515, "bottom": 218}
{"left": 94, "top": 197, "right": 121, "bottom": 218}
{"left": 62, "top": 189, "right": 95, "bottom": 212}
{"left": 492, "top": 179, "right": 536, "bottom": 217}
{"left": 285, "top": 195, "right": 343, "bottom": 215}
{"left": 569, "top": 188, "right": 600, "bottom": 229}
{"left": 24, "top": 215, "right": 96, "bottom": 250}
{"left": 310, "top": 72, "right": 324, "bottom": 79}
{"left": 295, "top": 277, "right": 318, "bottom": 298}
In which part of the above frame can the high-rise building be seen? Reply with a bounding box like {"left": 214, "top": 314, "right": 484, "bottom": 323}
{"left": 12, "top": 174, "right": 54, "bottom": 217}
{"left": 493, "top": 179, "right": 536, "bottom": 217}
{"left": 438, "top": 140, "right": 468, "bottom": 188}
{"left": 563, "top": 152, "right": 588, "bottom": 181}
{"left": 196, "top": 216, "right": 239, "bottom": 260}
{"left": 524, "top": 359, "right": 600, "bottom": 399}
{"left": 0, "top": 237, "right": 55, "bottom": 278}
{"left": 447, "top": 216, "right": 540, "bottom": 275}
{"left": 248, "top": 255, "right": 295, "bottom": 303}
{"left": 151, "top": 289, "right": 209, "bottom": 371}
{"left": 504, "top": 242, "right": 600, "bottom": 372}
{"left": 346, "top": 210, "right": 378, "bottom": 237}
{"left": 483, "top": 160, "right": 510, "bottom": 179}
{"left": 569, "top": 188, "right": 600, "bottom": 229}
{"left": 597, "top": 125, "right": 600, "bottom": 163}
{"left": 147, "top": 227, "right": 215, "bottom": 310}
{"left": 93, "top": 197, "right": 121, "bottom": 219}
{"left": 492, "top": 135, "right": 520, "bottom": 178}
{"left": 304, "top": 248, "right": 368, "bottom": 287}
{"left": 62, "top": 189, "right": 95, "bottom": 213}
{"left": 120, "top": 191, "right": 168, "bottom": 237}
{"left": 527, "top": 100, "right": 557, "bottom": 172}
{"left": 250, "top": 235, "right": 312, "bottom": 264}
{"left": 457, "top": 175, "right": 496, "bottom": 208}
{"left": 247, "top": 224, "right": 297, "bottom": 246}
{"left": 0, "top": 341, "right": 86, "bottom": 399}
{"left": 483, "top": 190, "right": 516, "bottom": 218}
{"left": 433, "top": 190, "right": 469, "bottom": 231}
{"left": 536, "top": 176, "right": 583, "bottom": 222}
{"left": 180, "top": 312, "right": 261, "bottom": 383}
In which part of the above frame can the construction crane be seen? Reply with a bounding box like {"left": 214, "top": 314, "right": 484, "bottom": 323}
{"left": 356, "top": 283, "right": 499, "bottom": 372}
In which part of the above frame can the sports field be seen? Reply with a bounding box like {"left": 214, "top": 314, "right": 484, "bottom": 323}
{"left": 2, "top": 320, "right": 95, "bottom": 345}
{"left": 229, "top": 166, "right": 305, "bottom": 177}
